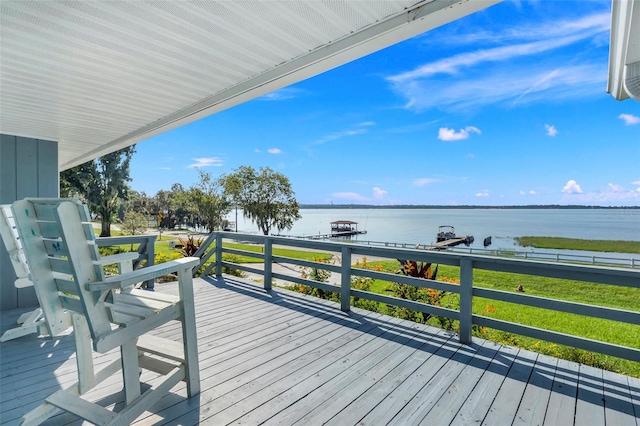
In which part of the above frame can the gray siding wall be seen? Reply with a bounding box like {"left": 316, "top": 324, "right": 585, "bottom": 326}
{"left": 1, "top": 134, "right": 58, "bottom": 310}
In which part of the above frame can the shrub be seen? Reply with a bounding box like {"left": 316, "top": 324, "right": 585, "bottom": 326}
{"left": 155, "top": 251, "right": 183, "bottom": 264}
{"left": 178, "top": 235, "right": 204, "bottom": 257}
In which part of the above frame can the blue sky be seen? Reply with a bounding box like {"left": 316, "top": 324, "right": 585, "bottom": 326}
{"left": 130, "top": 0, "right": 640, "bottom": 207}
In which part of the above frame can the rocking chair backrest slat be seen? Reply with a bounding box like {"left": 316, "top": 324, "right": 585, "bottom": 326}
{"left": 0, "top": 204, "right": 30, "bottom": 281}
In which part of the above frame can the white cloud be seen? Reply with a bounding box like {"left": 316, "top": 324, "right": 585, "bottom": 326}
{"left": 187, "top": 157, "right": 223, "bottom": 169}
{"left": 254, "top": 148, "right": 261, "bottom": 153}
{"left": 545, "top": 124, "right": 558, "bottom": 136}
{"left": 386, "top": 11, "right": 609, "bottom": 111}
{"left": 267, "top": 148, "right": 282, "bottom": 154}
{"left": 606, "top": 183, "right": 625, "bottom": 193}
{"left": 619, "top": 113, "right": 640, "bottom": 125}
{"left": 561, "top": 179, "right": 583, "bottom": 194}
{"left": 561, "top": 182, "right": 640, "bottom": 204}
{"left": 475, "top": 190, "right": 490, "bottom": 197}
{"left": 422, "top": 12, "right": 609, "bottom": 49}
{"left": 373, "top": 187, "right": 388, "bottom": 199}
{"left": 529, "top": 190, "right": 537, "bottom": 195}
{"left": 413, "top": 178, "right": 440, "bottom": 187}
{"left": 332, "top": 192, "right": 368, "bottom": 202}
{"left": 313, "top": 121, "right": 374, "bottom": 145}
{"left": 438, "top": 126, "right": 481, "bottom": 141}
{"left": 258, "top": 88, "right": 303, "bottom": 101}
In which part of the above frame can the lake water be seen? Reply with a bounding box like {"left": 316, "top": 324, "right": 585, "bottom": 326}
{"left": 229, "top": 208, "right": 640, "bottom": 254}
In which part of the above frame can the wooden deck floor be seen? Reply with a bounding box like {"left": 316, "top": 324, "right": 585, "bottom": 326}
{"left": 1, "top": 275, "right": 639, "bottom": 425}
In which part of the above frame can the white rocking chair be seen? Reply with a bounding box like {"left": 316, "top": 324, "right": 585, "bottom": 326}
{"left": 0, "top": 204, "right": 49, "bottom": 341}
{"left": 12, "top": 198, "right": 201, "bottom": 425}
{"left": 1, "top": 204, "right": 138, "bottom": 342}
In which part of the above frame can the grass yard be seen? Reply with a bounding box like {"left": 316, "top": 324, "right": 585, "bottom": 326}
{"left": 516, "top": 236, "right": 640, "bottom": 254}
{"left": 221, "top": 242, "right": 333, "bottom": 263}
{"left": 102, "top": 237, "right": 332, "bottom": 264}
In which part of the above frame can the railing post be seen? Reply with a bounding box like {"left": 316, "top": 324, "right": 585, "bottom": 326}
{"left": 145, "top": 235, "right": 156, "bottom": 290}
{"left": 264, "top": 238, "right": 272, "bottom": 291}
{"left": 341, "top": 246, "right": 351, "bottom": 312}
{"left": 459, "top": 258, "right": 473, "bottom": 344}
{"left": 215, "top": 233, "right": 223, "bottom": 278}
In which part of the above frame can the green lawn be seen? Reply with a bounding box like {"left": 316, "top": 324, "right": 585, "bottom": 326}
{"left": 103, "top": 238, "right": 332, "bottom": 264}
{"left": 516, "top": 236, "right": 640, "bottom": 254}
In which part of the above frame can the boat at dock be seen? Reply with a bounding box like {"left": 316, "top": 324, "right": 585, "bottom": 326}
{"left": 437, "top": 225, "right": 457, "bottom": 242}
{"left": 435, "top": 225, "right": 474, "bottom": 248}
{"left": 330, "top": 220, "right": 367, "bottom": 237}
{"left": 276, "top": 220, "right": 367, "bottom": 240}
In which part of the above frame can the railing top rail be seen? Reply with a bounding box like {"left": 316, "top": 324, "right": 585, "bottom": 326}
{"left": 96, "top": 235, "right": 157, "bottom": 245}
{"left": 214, "top": 232, "right": 640, "bottom": 288}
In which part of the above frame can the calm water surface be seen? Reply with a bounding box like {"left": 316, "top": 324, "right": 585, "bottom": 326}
{"left": 231, "top": 208, "right": 640, "bottom": 252}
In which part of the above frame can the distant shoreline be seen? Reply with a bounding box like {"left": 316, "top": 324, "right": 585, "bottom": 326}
{"left": 300, "top": 204, "right": 640, "bottom": 210}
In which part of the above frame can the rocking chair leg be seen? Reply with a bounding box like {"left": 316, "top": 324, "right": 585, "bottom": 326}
{"left": 73, "top": 314, "right": 96, "bottom": 394}
{"left": 0, "top": 309, "right": 44, "bottom": 342}
{"left": 19, "top": 402, "right": 62, "bottom": 426}
{"left": 121, "top": 339, "right": 141, "bottom": 405}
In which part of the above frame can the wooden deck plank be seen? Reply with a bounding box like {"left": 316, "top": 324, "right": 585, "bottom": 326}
{"left": 631, "top": 376, "right": 640, "bottom": 426}
{"left": 139, "top": 311, "right": 391, "bottom": 424}
{"left": 173, "top": 314, "right": 405, "bottom": 425}
{"left": 350, "top": 332, "right": 465, "bottom": 425}
{"left": 221, "top": 319, "right": 415, "bottom": 424}
{"left": 575, "top": 364, "right": 605, "bottom": 426}
{"left": 2, "top": 275, "right": 639, "bottom": 426}
{"left": 416, "top": 340, "right": 504, "bottom": 425}
{"left": 543, "top": 358, "right": 580, "bottom": 425}
{"left": 481, "top": 348, "right": 538, "bottom": 426}
{"left": 259, "top": 327, "right": 449, "bottom": 425}
{"left": 386, "top": 339, "right": 496, "bottom": 425}
{"left": 323, "top": 330, "right": 455, "bottom": 426}
{"left": 450, "top": 344, "right": 520, "bottom": 425}
{"left": 512, "top": 353, "right": 559, "bottom": 426}
{"left": 602, "top": 368, "right": 639, "bottom": 426}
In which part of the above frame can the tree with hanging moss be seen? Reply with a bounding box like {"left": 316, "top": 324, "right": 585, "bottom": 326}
{"left": 222, "top": 166, "right": 301, "bottom": 235}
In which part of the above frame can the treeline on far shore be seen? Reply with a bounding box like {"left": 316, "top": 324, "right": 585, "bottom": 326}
{"left": 300, "top": 204, "right": 640, "bottom": 210}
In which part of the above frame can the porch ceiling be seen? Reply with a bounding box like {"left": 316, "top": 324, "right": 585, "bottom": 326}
{"left": 608, "top": 0, "right": 640, "bottom": 101}
{"left": 0, "top": 0, "right": 499, "bottom": 170}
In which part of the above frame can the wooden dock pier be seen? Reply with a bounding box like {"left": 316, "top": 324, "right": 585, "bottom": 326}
{"left": 432, "top": 237, "right": 470, "bottom": 249}
{"left": 275, "top": 220, "right": 367, "bottom": 240}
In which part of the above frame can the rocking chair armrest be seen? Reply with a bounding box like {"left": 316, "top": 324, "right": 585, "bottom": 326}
{"left": 86, "top": 257, "right": 200, "bottom": 291}
{"left": 97, "top": 252, "right": 139, "bottom": 266}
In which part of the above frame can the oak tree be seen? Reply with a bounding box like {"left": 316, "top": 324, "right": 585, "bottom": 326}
{"left": 222, "top": 166, "right": 301, "bottom": 235}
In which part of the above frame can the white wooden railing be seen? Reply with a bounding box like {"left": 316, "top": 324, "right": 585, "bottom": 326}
{"left": 96, "top": 235, "right": 156, "bottom": 289}
{"left": 196, "top": 232, "right": 640, "bottom": 363}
